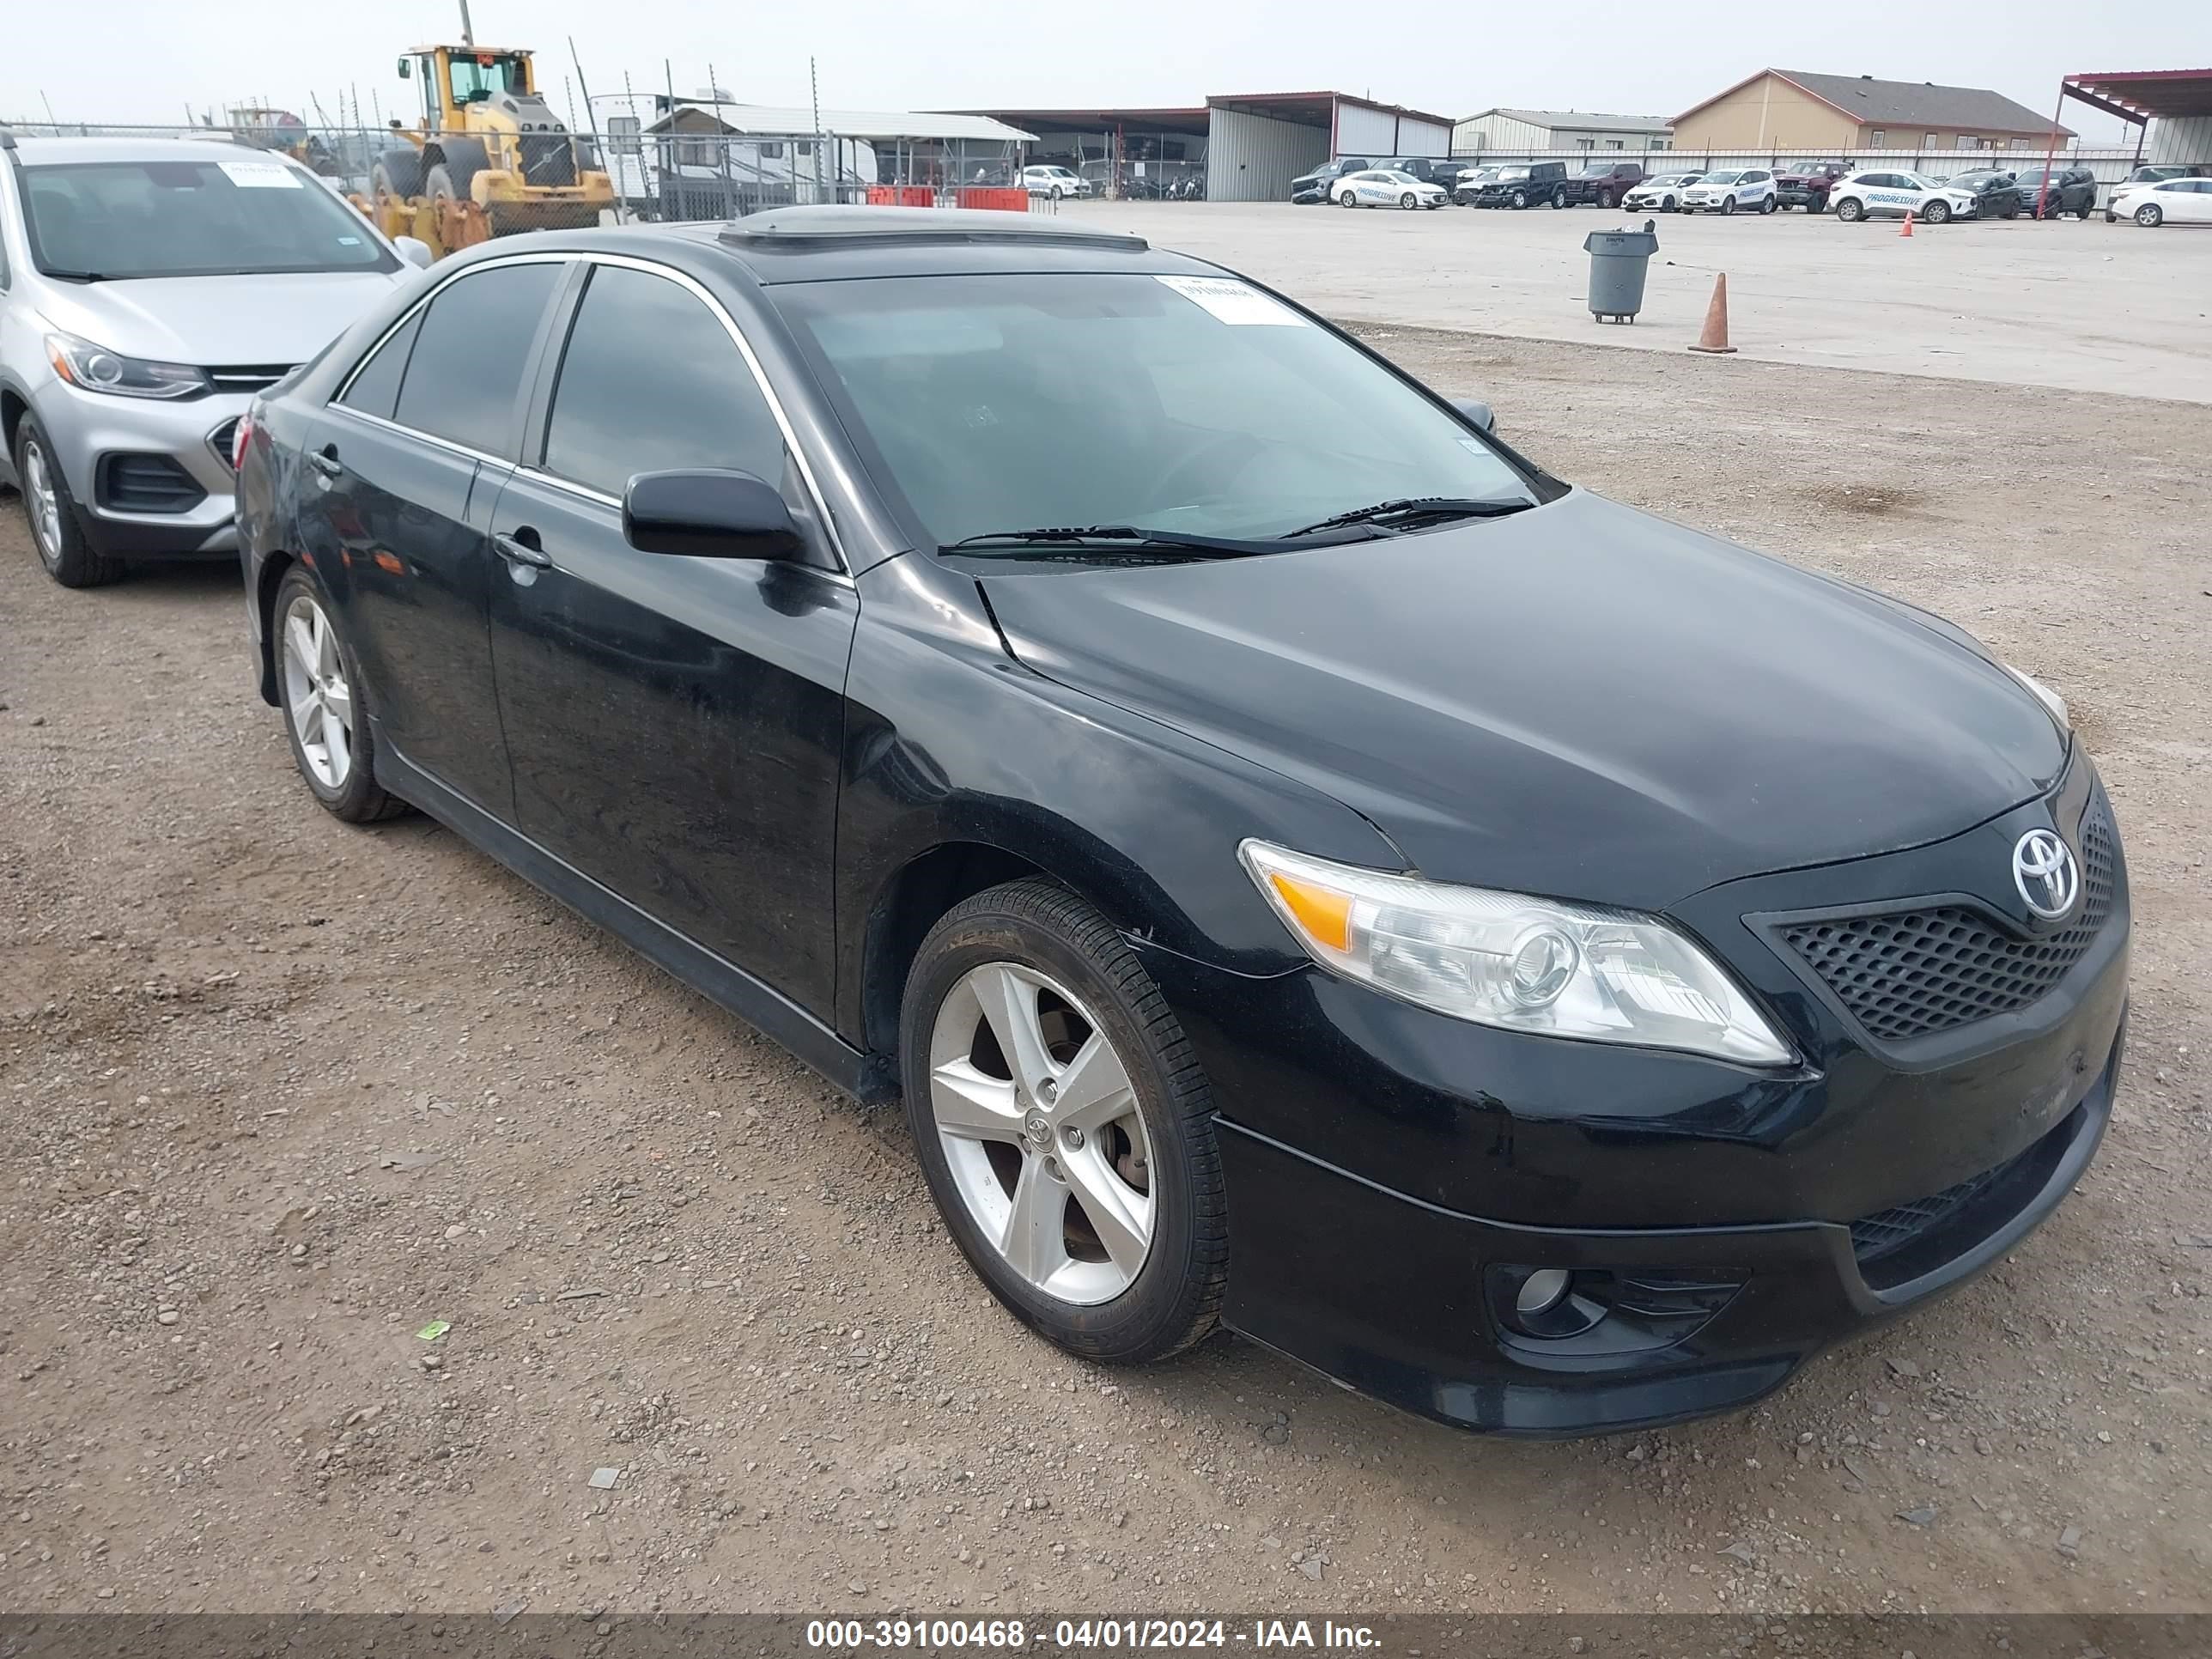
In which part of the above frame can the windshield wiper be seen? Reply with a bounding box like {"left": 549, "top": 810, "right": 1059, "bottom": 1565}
{"left": 41, "top": 269, "right": 113, "bottom": 283}
{"left": 1284, "top": 496, "right": 1536, "bottom": 538}
{"left": 943, "top": 525, "right": 1285, "bottom": 559}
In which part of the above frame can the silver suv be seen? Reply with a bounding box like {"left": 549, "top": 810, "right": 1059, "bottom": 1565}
{"left": 0, "top": 132, "right": 429, "bottom": 586}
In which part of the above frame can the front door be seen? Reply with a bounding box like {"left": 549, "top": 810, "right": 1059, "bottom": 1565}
{"left": 297, "top": 258, "right": 565, "bottom": 817}
{"left": 485, "top": 259, "right": 858, "bottom": 1016}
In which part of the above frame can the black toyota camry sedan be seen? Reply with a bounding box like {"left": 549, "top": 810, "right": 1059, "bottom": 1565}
{"left": 234, "top": 208, "right": 2127, "bottom": 1437}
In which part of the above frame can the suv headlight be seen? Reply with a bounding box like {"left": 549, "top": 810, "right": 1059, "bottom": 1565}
{"left": 45, "top": 331, "right": 210, "bottom": 399}
{"left": 1240, "top": 841, "right": 1794, "bottom": 1065}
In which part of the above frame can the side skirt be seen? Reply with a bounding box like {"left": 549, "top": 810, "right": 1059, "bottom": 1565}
{"left": 378, "top": 742, "right": 898, "bottom": 1103}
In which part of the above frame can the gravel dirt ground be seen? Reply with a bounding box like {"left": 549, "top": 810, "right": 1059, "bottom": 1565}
{"left": 2, "top": 332, "right": 2208, "bottom": 1620}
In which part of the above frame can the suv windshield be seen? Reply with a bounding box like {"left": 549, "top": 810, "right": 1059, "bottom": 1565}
{"left": 21, "top": 158, "right": 399, "bottom": 279}
{"left": 780, "top": 272, "right": 1542, "bottom": 548}
{"left": 1699, "top": 171, "right": 1744, "bottom": 185}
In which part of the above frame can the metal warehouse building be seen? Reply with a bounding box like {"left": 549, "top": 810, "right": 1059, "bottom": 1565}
{"left": 1205, "top": 92, "right": 1454, "bottom": 200}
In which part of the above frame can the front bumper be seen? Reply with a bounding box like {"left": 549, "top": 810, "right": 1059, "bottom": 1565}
{"left": 32, "top": 379, "right": 248, "bottom": 560}
{"left": 1139, "top": 763, "right": 2130, "bottom": 1436}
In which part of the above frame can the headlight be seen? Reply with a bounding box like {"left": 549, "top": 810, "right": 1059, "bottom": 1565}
{"left": 1239, "top": 841, "right": 1794, "bottom": 1066}
{"left": 45, "top": 331, "right": 210, "bottom": 399}
{"left": 2002, "top": 663, "right": 2070, "bottom": 732}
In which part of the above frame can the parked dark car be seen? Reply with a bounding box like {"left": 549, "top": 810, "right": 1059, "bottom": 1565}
{"left": 236, "top": 207, "right": 2127, "bottom": 1439}
{"left": 1944, "top": 169, "right": 2024, "bottom": 219}
{"left": 1774, "top": 159, "right": 1853, "bottom": 210}
{"left": 1372, "top": 156, "right": 1452, "bottom": 185}
{"left": 1470, "top": 161, "right": 1570, "bottom": 208}
{"left": 1427, "top": 160, "right": 1484, "bottom": 194}
{"left": 2010, "top": 165, "right": 2099, "bottom": 218}
{"left": 1288, "top": 156, "right": 1370, "bottom": 204}
{"left": 1559, "top": 161, "right": 1646, "bottom": 208}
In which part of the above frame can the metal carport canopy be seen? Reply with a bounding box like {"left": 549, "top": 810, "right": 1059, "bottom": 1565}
{"left": 2062, "top": 68, "right": 2212, "bottom": 124}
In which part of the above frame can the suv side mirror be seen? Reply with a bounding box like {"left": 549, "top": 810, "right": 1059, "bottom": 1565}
{"left": 623, "top": 469, "right": 806, "bottom": 561}
{"left": 1451, "top": 397, "right": 1496, "bottom": 433}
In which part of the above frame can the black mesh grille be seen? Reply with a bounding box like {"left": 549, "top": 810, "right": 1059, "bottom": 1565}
{"left": 1783, "top": 799, "right": 2115, "bottom": 1045}
{"left": 97, "top": 453, "right": 205, "bottom": 514}
{"left": 1850, "top": 1162, "right": 2010, "bottom": 1267}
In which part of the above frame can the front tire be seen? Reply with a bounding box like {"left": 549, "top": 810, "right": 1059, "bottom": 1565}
{"left": 1760, "top": 193, "right": 1777, "bottom": 214}
{"left": 1923, "top": 199, "right": 1951, "bottom": 225}
{"left": 1722, "top": 195, "right": 1736, "bottom": 216}
{"left": 1597, "top": 189, "right": 1615, "bottom": 209}
{"left": 901, "top": 879, "right": 1227, "bottom": 1364}
{"left": 1510, "top": 189, "right": 1528, "bottom": 210}
{"left": 1662, "top": 195, "right": 1677, "bottom": 211}
{"left": 1835, "top": 196, "right": 1864, "bottom": 222}
{"left": 272, "top": 564, "right": 408, "bottom": 823}
{"left": 1338, "top": 190, "right": 1358, "bottom": 208}
{"left": 1400, "top": 191, "right": 1417, "bottom": 210}
{"left": 13, "top": 417, "right": 121, "bottom": 589}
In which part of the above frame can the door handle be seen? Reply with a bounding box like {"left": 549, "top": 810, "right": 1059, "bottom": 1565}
{"left": 307, "top": 445, "right": 343, "bottom": 480}
{"left": 494, "top": 531, "right": 552, "bottom": 568}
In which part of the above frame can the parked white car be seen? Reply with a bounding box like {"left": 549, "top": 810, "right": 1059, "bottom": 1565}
{"left": 1623, "top": 172, "right": 1703, "bottom": 212}
{"left": 1334, "top": 169, "right": 1449, "bottom": 210}
{"left": 1020, "top": 166, "right": 1091, "bottom": 199}
{"left": 1826, "top": 170, "right": 1978, "bottom": 224}
{"left": 1680, "top": 169, "right": 1779, "bottom": 215}
{"left": 2107, "top": 175, "right": 2212, "bottom": 227}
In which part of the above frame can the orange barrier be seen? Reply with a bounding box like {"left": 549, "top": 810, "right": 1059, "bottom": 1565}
{"left": 957, "top": 187, "right": 1030, "bottom": 213}
{"left": 866, "top": 185, "right": 897, "bottom": 206}
{"left": 898, "top": 185, "right": 936, "bottom": 208}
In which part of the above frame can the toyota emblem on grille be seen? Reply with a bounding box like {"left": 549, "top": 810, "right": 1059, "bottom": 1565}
{"left": 2012, "top": 829, "right": 2079, "bottom": 921}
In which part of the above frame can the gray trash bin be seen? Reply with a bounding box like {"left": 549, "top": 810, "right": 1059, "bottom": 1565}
{"left": 1583, "top": 226, "right": 1659, "bottom": 324}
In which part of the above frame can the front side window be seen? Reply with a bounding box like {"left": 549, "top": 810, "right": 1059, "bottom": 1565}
{"left": 780, "top": 272, "right": 1541, "bottom": 549}
{"left": 392, "top": 260, "right": 562, "bottom": 455}
{"left": 542, "top": 264, "right": 785, "bottom": 498}
{"left": 20, "top": 159, "right": 399, "bottom": 280}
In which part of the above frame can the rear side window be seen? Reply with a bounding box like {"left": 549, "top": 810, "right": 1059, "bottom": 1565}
{"left": 337, "top": 310, "right": 424, "bottom": 421}
{"left": 393, "top": 261, "right": 562, "bottom": 455}
{"left": 540, "top": 264, "right": 785, "bottom": 499}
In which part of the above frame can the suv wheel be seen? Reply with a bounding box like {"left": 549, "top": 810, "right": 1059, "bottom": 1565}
{"left": 273, "top": 564, "right": 409, "bottom": 823}
{"left": 1923, "top": 199, "right": 1951, "bottom": 225}
{"left": 1722, "top": 195, "right": 1736, "bottom": 216}
{"left": 901, "top": 879, "right": 1227, "bottom": 1364}
{"left": 1759, "top": 193, "right": 1778, "bottom": 214}
{"left": 12, "top": 417, "right": 122, "bottom": 589}
{"left": 1835, "top": 197, "right": 1864, "bottom": 222}
{"left": 1510, "top": 189, "right": 1528, "bottom": 209}
{"left": 1551, "top": 187, "right": 1567, "bottom": 209}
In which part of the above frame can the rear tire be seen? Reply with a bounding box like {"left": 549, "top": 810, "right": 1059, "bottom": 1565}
{"left": 13, "top": 417, "right": 122, "bottom": 589}
{"left": 272, "top": 563, "right": 409, "bottom": 823}
{"left": 900, "top": 879, "right": 1227, "bottom": 1365}
{"left": 1551, "top": 187, "right": 1567, "bottom": 208}
{"left": 2136, "top": 204, "right": 2162, "bottom": 227}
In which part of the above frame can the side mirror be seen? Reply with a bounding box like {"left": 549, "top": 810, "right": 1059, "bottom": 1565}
{"left": 397, "top": 57, "right": 412, "bottom": 79}
{"left": 1451, "top": 397, "right": 1496, "bottom": 434}
{"left": 623, "top": 469, "right": 806, "bottom": 562}
{"left": 394, "top": 236, "right": 434, "bottom": 269}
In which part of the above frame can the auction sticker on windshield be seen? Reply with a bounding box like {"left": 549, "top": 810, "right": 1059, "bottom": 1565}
{"left": 218, "top": 160, "right": 302, "bottom": 189}
{"left": 1156, "top": 276, "right": 1305, "bottom": 326}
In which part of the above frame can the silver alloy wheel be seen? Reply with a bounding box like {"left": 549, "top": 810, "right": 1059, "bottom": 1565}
{"left": 928, "top": 962, "right": 1155, "bottom": 1305}
{"left": 281, "top": 592, "right": 355, "bottom": 790}
{"left": 21, "top": 435, "right": 62, "bottom": 565}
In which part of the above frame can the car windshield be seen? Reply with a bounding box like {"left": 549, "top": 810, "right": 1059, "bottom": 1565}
{"left": 1654, "top": 173, "right": 1696, "bottom": 185}
{"left": 1495, "top": 168, "right": 1529, "bottom": 180}
{"left": 780, "top": 272, "right": 1542, "bottom": 548}
{"left": 21, "top": 157, "right": 398, "bottom": 279}
{"left": 1700, "top": 171, "right": 1743, "bottom": 185}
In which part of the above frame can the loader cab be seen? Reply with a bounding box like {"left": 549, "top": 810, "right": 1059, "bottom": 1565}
{"left": 398, "top": 46, "right": 536, "bottom": 131}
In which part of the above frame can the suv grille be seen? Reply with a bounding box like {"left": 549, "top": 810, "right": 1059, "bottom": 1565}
{"left": 1782, "top": 799, "right": 2115, "bottom": 1045}
{"left": 96, "top": 453, "right": 206, "bottom": 514}
{"left": 207, "top": 365, "right": 296, "bottom": 394}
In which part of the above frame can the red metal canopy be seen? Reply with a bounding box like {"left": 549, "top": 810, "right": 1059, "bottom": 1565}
{"left": 2063, "top": 68, "right": 2212, "bottom": 125}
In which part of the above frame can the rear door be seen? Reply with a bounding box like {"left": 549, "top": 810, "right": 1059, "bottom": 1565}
{"left": 299, "top": 257, "right": 566, "bottom": 817}
{"left": 483, "top": 257, "right": 858, "bottom": 1014}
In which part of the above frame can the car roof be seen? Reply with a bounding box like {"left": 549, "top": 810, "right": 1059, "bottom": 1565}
{"left": 443, "top": 210, "right": 1229, "bottom": 287}
{"left": 5, "top": 133, "right": 277, "bottom": 167}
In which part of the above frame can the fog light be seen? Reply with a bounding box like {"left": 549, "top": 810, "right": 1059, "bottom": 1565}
{"left": 1514, "top": 1267, "right": 1573, "bottom": 1318}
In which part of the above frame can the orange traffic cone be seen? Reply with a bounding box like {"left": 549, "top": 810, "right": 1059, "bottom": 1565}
{"left": 1688, "top": 273, "right": 1737, "bottom": 355}
{"left": 1899, "top": 210, "right": 1915, "bottom": 237}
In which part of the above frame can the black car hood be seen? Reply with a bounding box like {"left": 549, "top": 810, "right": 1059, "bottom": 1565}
{"left": 979, "top": 489, "right": 2066, "bottom": 910}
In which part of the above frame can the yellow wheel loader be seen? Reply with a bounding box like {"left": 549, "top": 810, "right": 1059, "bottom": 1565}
{"left": 362, "top": 41, "right": 611, "bottom": 258}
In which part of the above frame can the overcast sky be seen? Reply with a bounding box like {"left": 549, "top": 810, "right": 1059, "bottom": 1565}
{"left": 6, "top": 0, "right": 2195, "bottom": 143}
